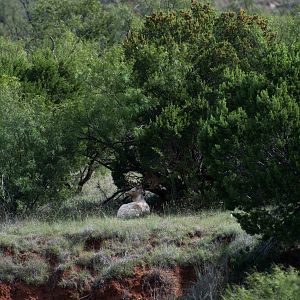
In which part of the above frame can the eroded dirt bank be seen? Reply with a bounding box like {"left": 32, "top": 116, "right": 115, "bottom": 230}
{"left": 0, "top": 266, "right": 196, "bottom": 300}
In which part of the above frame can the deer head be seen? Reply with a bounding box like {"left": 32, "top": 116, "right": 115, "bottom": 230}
{"left": 125, "top": 186, "right": 145, "bottom": 202}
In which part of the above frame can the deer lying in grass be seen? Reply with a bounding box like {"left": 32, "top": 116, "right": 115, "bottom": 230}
{"left": 117, "top": 187, "right": 150, "bottom": 219}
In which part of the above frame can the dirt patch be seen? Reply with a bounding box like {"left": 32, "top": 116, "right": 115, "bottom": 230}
{"left": 0, "top": 246, "right": 14, "bottom": 257}
{"left": 0, "top": 284, "right": 12, "bottom": 300}
{"left": 93, "top": 266, "right": 149, "bottom": 300}
{"left": 84, "top": 236, "right": 105, "bottom": 251}
{"left": 176, "top": 266, "right": 197, "bottom": 292}
{"left": 142, "top": 269, "right": 176, "bottom": 298}
{"left": 94, "top": 266, "right": 196, "bottom": 300}
{"left": 0, "top": 283, "right": 80, "bottom": 300}
{"left": 13, "top": 283, "right": 50, "bottom": 300}
{"left": 46, "top": 253, "right": 60, "bottom": 269}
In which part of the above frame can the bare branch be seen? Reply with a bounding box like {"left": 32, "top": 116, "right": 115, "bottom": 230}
{"left": 101, "top": 188, "right": 128, "bottom": 205}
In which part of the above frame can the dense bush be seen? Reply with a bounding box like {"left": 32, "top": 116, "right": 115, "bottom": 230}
{"left": 199, "top": 33, "right": 300, "bottom": 245}
{"left": 223, "top": 266, "right": 300, "bottom": 300}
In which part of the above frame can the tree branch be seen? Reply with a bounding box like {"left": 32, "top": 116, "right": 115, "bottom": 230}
{"left": 101, "top": 188, "right": 128, "bottom": 205}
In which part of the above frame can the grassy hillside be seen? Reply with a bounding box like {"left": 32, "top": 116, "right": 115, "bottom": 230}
{"left": 0, "top": 211, "right": 257, "bottom": 299}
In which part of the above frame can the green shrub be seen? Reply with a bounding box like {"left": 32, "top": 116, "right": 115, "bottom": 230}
{"left": 200, "top": 43, "right": 300, "bottom": 244}
{"left": 0, "top": 255, "right": 49, "bottom": 285}
{"left": 30, "top": 0, "right": 134, "bottom": 45}
{"left": 223, "top": 266, "right": 300, "bottom": 300}
{"left": 99, "top": 258, "right": 141, "bottom": 281}
{"left": 58, "top": 269, "right": 93, "bottom": 291}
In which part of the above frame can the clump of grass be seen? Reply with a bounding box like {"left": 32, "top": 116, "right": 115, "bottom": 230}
{"left": 186, "top": 261, "right": 227, "bottom": 300}
{"left": 96, "top": 257, "right": 142, "bottom": 283}
{"left": 146, "top": 244, "right": 183, "bottom": 267}
{"left": 142, "top": 268, "right": 175, "bottom": 299}
{"left": 177, "top": 247, "right": 213, "bottom": 267}
{"left": 0, "top": 234, "right": 19, "bottom": 253}
{"left": 223, "top": 266, "right": 300, "bottom": 300}
{"left": 59, "top": 269, "right": 93, "bottom": 291}
{"left": 0, "top": 255, "right": 18, "bottom": 282}
{"left": 146, "top": 244, "right": 214, "bottom": 268}
{"left": 0, "top": 255, "right": 49, "bottom": 285}
{"left": 56, "top": 261, "right": 75, "bottom": 273}
{"left": 76, "top": 250, "right": 112, "bottom": 273}
{"left": 17, "top": 257, "right": 49, "bottom": 285}
{"left": 42, "top": 237, "right": 71, "bottom": 263}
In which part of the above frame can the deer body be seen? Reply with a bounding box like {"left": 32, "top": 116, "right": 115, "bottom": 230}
{"left": 117, "top": 187, "right": 150, "bottom": 219}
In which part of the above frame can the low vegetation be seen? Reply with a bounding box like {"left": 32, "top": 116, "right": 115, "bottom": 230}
{"left": 223, "top": 266, "right": 300, "bottom": 300}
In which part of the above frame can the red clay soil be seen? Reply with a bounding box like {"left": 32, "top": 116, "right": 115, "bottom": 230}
{"left": 0, "top": 283, "right": 79, "bottom": 300}
{"left": 0, "top": 282, "right": 96, "bottom": 300}
{"left": 0, "top": 266, "right": 197, "bottom": 300}
{"left": 95, "top": 267, "right": 171, "bottom": 300}
{"left": 0, "top": 284, "right": 12, "bottom": 300}
{"left": 94, "top": 266, "right": 196, "bottom": 300}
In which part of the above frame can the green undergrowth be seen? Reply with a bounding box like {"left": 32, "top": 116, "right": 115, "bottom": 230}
{"left": 223, "top": 266, "right": 300, "bottom": 300}
{"left": 0, "top": 211, "right": 257, "bottom": 287}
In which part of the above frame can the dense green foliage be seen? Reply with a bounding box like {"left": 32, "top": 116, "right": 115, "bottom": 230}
{"left": 0, "top": 36, "right": 85, "bottom": 213}
{"left": 111, "top": 4, "right": 299, "bottom": 243}
{"left": 224, "top": 266, "right": 300, "bottom": 300}
{"left": 0, "top": 0, "right": 299, "bottom": 247}
{"left": 118, "top": 5, "right": 272, "bottom": 198}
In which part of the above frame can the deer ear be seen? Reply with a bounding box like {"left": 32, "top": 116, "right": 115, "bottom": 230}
{"left": 137, "top": 186, "right": 144, "bottom": 193}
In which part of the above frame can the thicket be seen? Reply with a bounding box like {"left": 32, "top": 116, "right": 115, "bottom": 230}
{"left": 0, "top": 1, "right": 299, "bottom": 246}
{"left": 223, "top": 266, "right": 300, "bottom": 300}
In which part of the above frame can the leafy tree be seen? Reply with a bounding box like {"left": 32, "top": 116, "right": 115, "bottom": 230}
{"left": 0, "top": 29, "right": 144, "bottom": 213}
{"left": 95, "top": 3, "right": 299, "bottom": 244}
{"left": 0, "top": 77, "right": 81, "bottom": 214}
{"left": 0, "top": 0, "right": 31, "bottom": 38}
{"left": 123, "top": 0, "right": 191, "bottom": 15}
{"left": 270, "top": 13, "right": 300, "bottom": 46}
{"left": 110, "top": 4, "right": 272, "bottom": 203}
{"left": 0, "top": 34, "right": 94, "bottom": 214}
{"left": 30, "top": 0, "right": 134, "bottom": 46}
{"left": 200, "top": 42, "right": 300, "bottom": 244}
{"left": 22, "top": 32, "right": 87, "bottom": 103}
